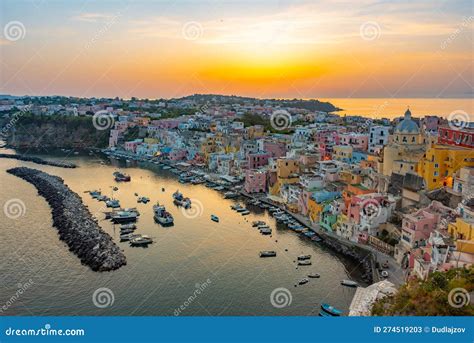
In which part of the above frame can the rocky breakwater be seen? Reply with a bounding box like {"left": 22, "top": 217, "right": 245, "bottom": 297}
{"left": 0, "top": 153, "right": 76, "bottom": 168}
{"left": 7, "top": 167, "right": 126, "bottom": 271}
{"left": 319, "top": 234, "right": 374, "bottom": 284}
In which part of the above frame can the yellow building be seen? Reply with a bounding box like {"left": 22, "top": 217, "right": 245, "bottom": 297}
{"left": 418, "top": 145, "right": 474, "bottom": 190}
{"left": 448, "top": 217, "right": 474, "bottom": 254}
{"left": 333, "top": 145, "right": 353, "bottom": 162}
{"left": 307, "top": 197, "right": 325, "bottom": 222}
{"left": 269, "top": 158, "right": 299, "bottom": 196}
{"left": 381, "top": 109, "right": 428, "bottom": 176}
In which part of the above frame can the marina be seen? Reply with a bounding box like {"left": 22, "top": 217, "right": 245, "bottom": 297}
{"left": 0, "top": 152, "right": 365, "bottom": 315}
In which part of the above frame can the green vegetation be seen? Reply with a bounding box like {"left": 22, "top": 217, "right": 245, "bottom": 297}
{"left": 372, "top": 267, "right": 474, "bottom": 316}
{"left": 239, "top": 113, "right": 292, "bottom": 134}
{"left": 4, "top": 113, "right": 110, "bottom": 149}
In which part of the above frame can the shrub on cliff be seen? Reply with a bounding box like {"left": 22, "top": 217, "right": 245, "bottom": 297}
{"left": 372, "top": 267, "right": 474, "bottom": 316}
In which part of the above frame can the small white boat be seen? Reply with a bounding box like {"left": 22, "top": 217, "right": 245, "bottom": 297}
{"left": 298, "top": 260, "right": 312, "bottom": 266}
{"left": 299, "top": 278, "right": 309, "bottom": 285}
{"left": 341, "top": 280, "right": 358, "bottom": 287}
{"left": 259, "top": 251, "right": 277, "bottom": 257}
{"left": 297, "top": 255, "right": 311, "bottom": 261}
{"left": 211, "top": 215, "right": 219, "bottom": 222}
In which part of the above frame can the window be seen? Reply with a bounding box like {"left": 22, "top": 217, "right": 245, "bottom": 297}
{"left": 434, "top": 171, "right": 439, "bottom": 176}
{"left": 435, "top": 163, "right": 439, "bottom": 168}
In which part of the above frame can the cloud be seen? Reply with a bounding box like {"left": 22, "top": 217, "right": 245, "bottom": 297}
{"left": 72, "top": 13, "right": 117, "bottom": 23}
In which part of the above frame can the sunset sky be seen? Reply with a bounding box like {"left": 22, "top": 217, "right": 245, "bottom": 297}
{"left": 0, "top": 0, "right": 472, "bottom": 99}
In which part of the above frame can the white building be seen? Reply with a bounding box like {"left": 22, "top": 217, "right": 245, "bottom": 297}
{"left": 368, "top": 126, "right": 390, "bottom": 155}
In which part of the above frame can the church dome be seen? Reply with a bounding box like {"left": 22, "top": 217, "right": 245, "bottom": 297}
{"left": 395, "top": 108, "right": 419, "bottom": 134}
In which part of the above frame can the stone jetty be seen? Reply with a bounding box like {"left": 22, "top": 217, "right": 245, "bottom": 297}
{"left": 7, "top": 167, "right": 126, "bottom": 271}
{"left": 0, "top": 153, "right": 76, "bottom": 168}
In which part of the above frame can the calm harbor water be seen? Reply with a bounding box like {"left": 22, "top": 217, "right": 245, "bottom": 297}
{"left": 0, "top": 150, "right": 363, "bottom": 316}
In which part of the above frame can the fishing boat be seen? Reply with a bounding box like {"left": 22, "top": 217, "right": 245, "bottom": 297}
{"left": 259, "top": 251, "right": 277, "bottom": 257}
{"left": 120, "top": 223, "right": 136, "bottom": 230}
{"left": 298, "top": 260, "right": 312, "bottom": 266}
{"left": 311, "top": 236, "right": 322, "bottom": 242}
{"left": 304, "top": 231, "right": 316, "bottom": 238}
{"left": 214, "top": 186, "right": 225, "bottom": 191}
{"left": 298, "top": 278, "right": 309, "bottom": 285}
{"left": 231, "top": 204, "right": 244, "bottom": 211}
{"left": 341, "top": 280, "right": 359, "bottom": 287}
{"left": 162, "top": 166, "right": 171, "bottom": 170}
{"left": 153, "top": 203, "right": 174, "bottom": 226}
{"left": 172, "top": 191, "right": 192, "bottom": 209}
{"left": 119, "top": 233, "right": 141, "bottom": 242}
{"left": 90, "top": 190, "right": 101, "bottom": 199}
{"left": 129, "top": 235, "right": 153, "bottom": 247}
{"left": 110, "top": 210, "right": 138, "bottom": 223}
{"left": 321, "top": 303, "right": 342, "bottom": 316}
{"left": 252, "top": 221, "right": 266, "bottom": 227}
{"left": 308, "top": 273, "right": 321, "bottom": 278}
{"left": 120, "top": 228, "right": 135, "bottom": 235}
{"left": 106, "top": 199, "right": 121, "bottom": 208}
{"left": 240, "top": 210, "right": 250, "bottom": 216}
{"left": 223, "top": 191, "right": 238, "bottom": 199}
{"left": 260, "top": 228, "right": 272, "bottom": 235}
{"left": 113, "top": 171, "right": 131, "bottom": 182}
{"left": 298, "top": 255, "right": 311, "bottom": 260}
{"left": 137, "top": 196, "right": 150, "bottom": 204}
{"left": 211, "top": 215, "right": 219, "bottom": 222}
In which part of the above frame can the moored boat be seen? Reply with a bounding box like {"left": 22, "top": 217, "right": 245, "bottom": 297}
{"left": 298, "top": 260, "right": 312, "bottom": 266}
{"left": 153, "top": 202, "right": 174, "bottom": 226}
{"left": 259, "top": 251, "right": 277, "bottom": 257}
{"left": 111, "top": 210, "right": 138, "bottom": 223}
{"left": 211, "top": 215, "right": 219, "bottom": 222}
{"left": 321, "top": 303, "right": 342, "bottom": 316}
{"left": 298, "top": 255, "right": 311, "bottom": 260}
{"left": 341, "top": 280, "right": 358, "bottom": 287}
{"left": 129, "top": 235, "right": 153, "bottom": 247}
{"left": 308, "top": 273, "right": 321, "bottom": 278}
{"left": 172, "top": 190, "right": 191, "bottom": 209}
{"left": 298, "top": 278, "right": 309, "bottom": 285}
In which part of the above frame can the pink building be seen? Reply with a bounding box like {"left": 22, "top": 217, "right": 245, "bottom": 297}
{"left": 170, "top": 148, "right": 187, "bottom": 161}
{"left": 152, "top": 119, "right": 181, "bottom": 129}
{"left": 247, "top": 152, "right": 270, "bottom": 169}
{"left": 259, "top": 140, "right": 287, "bottom": 158}
{"left": 124, "top": 140, "right": 141, "bottom": 153}
{"left": 244, "top": 169, "right": 267, "bottom": 193}
{"left": 400, "top": 201, "right": 452, "bottom": 249}
{"left": 337, "top": 133, "right": 369, "bottom": 151}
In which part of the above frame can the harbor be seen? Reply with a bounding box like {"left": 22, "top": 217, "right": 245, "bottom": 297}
{"left": 0, "top": 152, "right": 365, "bottom": 315}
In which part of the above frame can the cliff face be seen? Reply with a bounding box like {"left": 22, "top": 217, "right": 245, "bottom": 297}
{"left": 5, "top": 115, "right": 109, "bottom": 149}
